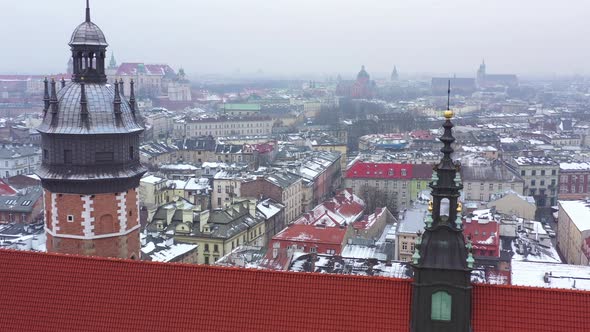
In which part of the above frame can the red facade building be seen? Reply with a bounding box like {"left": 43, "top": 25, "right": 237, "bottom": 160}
{"left": 263, "top": 189, "right": 365, "bottom": 268}
{"left": 462, "top": 210, "right": 500, "bottom": 257}
{"left": 335, "top": 66, "right": 376, "bottom": 99}
{"left": 558, "top": 162, "right": 590, "bottom": 200}
{"left": 346, "top": 160, "right": 415, "bottom": 180}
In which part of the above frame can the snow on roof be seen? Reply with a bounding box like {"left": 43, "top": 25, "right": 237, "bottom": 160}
{"left": 150, "top": 243, "right": 198, "bottom": 262}
{"left": 513, "top": 156, "right": 556, "bottom": 166}
{"left": 559, "top": 200, "right": 590, "bottom": 232}
{"left": 511, "top": 260, "right": 590, "bottom": 291}
{"left": 141, "top": 175, "right": 165, "bottom": 184}
{"left": 184, "top": 178, "right": 210, "bottom": 191}
{"left": 462, "top": 146, "right": 497, "bottom": 153}
{"left": 24, "top": 174, "right": 41, "bottom": 181}
{"left": 560, "top": 162, "right": 590, "bottom": 171}
{"left": 257, "top": 200, "right": 283, "bottom": 219}
{"left": 341, "top": 245, "right": 387, "bottom": 260}
{"left": 141, "top": 242, "right": 156, "bottom": 254}
{"left": 397, "top": 206, "right": 427, "bottom": 234}
{"left": 160, "top": 164, "right": 198, "bottom": 171}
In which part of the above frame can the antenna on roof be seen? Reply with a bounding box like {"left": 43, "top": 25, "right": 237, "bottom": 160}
{"left": 447, "top": 80, "right": 451, "bottom": 111}
{"left": 86, "top": 0, "right": 91, "bottom": 23}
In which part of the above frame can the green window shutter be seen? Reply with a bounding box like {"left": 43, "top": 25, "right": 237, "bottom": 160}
{"left": 431, "top": 291, "right": 452, "bottom": 321}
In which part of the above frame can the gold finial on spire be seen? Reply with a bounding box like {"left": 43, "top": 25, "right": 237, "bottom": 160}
{"left": 444, "top": 109, "right": 454, "bottom": 119}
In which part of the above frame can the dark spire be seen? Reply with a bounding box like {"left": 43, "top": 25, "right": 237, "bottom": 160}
{"left": 60, "top": 77, "right": 66, "bottom": 89}
{"left": 129, "top": 79, "right": 136, "bottom": 114}
{"left": 80, "top": 81, "right": 89, "bottom": 118}
{"left": 119, "top": 78, "right": 125, "bottom": 96}
{"left": 113, "top": 80, "right": 122, "bottom": 117}
{"left": 410, "top": 81, "right": 472, "bottom": 332}
{"left": 43, "top": 77, "right": 50, "bottom": 113}
{"left": 50, "top": 78, "right": 58, "bottom": 115}
{"left": 109, "top": 52, "right": 117, "bottom": 69}
{"left": 86, "top": 0, "right": 91, "bottom": 23}
{"left": 438, "top": 86, "right": 456, "bottom": 174}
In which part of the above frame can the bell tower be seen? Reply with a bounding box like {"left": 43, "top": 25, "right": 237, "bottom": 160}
{"left": 410, "top": 82, "right": 473, "bottom": 332}
{"left": 37, "top": 1, "right": 146, "bottom": 259}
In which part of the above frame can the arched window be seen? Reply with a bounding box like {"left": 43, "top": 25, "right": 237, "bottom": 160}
{"left": 96, "top": 214, "right": 115, "bottom": 234}
{"left": 431, "top": 291, "right": 452, "bottom": 321}
{"left": 440, "top": 198, "right": 450, "bottom": 217}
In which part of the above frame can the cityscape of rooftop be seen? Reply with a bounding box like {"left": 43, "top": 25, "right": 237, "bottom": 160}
{"left": 1, "top": 1, "right": 590, "bottom": 331}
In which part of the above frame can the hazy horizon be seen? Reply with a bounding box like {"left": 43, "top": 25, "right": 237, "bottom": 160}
{"left": 2, "top": 0, "right": 590, "bottom": 78}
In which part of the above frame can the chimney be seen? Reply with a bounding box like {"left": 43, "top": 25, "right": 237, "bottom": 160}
{"left": 248, "top": 200, "right": 257, "bottom": 216}
{"left": 199, "top": 210, "right": 210, "bottom": 232}
{"left": 308, "top": 252, "right": 317, "bottom": 272}
{"left": 182, "top": 209, "right": 193, "bottom": 223}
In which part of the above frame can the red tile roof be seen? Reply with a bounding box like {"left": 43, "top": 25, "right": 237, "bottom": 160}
{"left": 273, "top": 223, "right": 347, "bottom": 245}
{"left": 116, "top": 63, "right": 175, "bottom": 77}
{"left": 0, "top": 249, "right": 412, "bottom": 331}
{"left": 0, "top": 179, "right": 17, "bottom": 195}
{"left": 1, "top": 250, "right": 590, "bottom": 331}
{"left": 472, "top": 283, "right": 590, "bottom": 331}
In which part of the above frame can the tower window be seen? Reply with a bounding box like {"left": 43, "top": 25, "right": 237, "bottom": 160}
{"left": 64, "top": 150, "right": 73, "bottom": 164}
{"left": 67, "top": 215, "right": 74, "bottom": 222}
{"left": 431, "top": 291, "right": 452, "bottom": 321}
{"left": 129, "top": 146, "right": 134, "bottom": 160}
{"left": 43, "top": 149, "right": 48, "bottom": 160}
{"left": 96, "top": 152, "right": 114, "bottom": 163}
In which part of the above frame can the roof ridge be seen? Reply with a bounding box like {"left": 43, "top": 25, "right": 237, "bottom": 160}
{"left": 0, "top": 249, "right": 411, "bottom": 283}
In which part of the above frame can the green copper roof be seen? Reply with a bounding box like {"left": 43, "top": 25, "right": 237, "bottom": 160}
{"left": 222, "top": 104, "right": 261, "bottom": 111}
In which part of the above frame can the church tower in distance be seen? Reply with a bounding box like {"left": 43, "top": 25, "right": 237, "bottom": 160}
{"left": 410, "top": 101, "right": 473, "bottom": 331}
{"left": 37, "top": 1, "right": 146, "bottom": 259}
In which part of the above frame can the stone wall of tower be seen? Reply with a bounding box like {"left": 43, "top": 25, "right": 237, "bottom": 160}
{"left": 44, "top": 188, "right": 140, "bottom": 259}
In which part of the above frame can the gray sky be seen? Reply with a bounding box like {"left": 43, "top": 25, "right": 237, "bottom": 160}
{"left": 2, "top": 0, "right": 589, "bottom": 77}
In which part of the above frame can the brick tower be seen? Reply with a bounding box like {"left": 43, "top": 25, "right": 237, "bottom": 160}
{"left": 37, "top": 1, "right": 146, "bottom": 259}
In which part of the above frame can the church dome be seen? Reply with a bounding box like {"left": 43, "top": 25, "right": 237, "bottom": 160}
{"left": 357, "top": 65, "right": 370, "bottom": 80}
{"left": 69, "top": 21, "right": 108, "bottom": 47}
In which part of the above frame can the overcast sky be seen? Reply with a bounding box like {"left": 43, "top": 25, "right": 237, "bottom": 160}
{"left": 2, "top": 0, "right": 589, "bottom": 78}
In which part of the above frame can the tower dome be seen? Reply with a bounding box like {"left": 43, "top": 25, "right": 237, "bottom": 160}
{"left": 69, "top": 21, "right": 108, "bottom": 47}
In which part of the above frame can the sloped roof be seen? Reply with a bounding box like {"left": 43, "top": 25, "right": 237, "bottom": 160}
{"left": 472, "top": 284, "right": 590, "bottom": 332}
{"left": 37, "top": 83, "right": 143, "bottom": 135}
{"left": 273, "top": 223, "right": 347, "bottom": 245}
{"left": 0, "top": 249, "right": 412, "bottom": 331}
